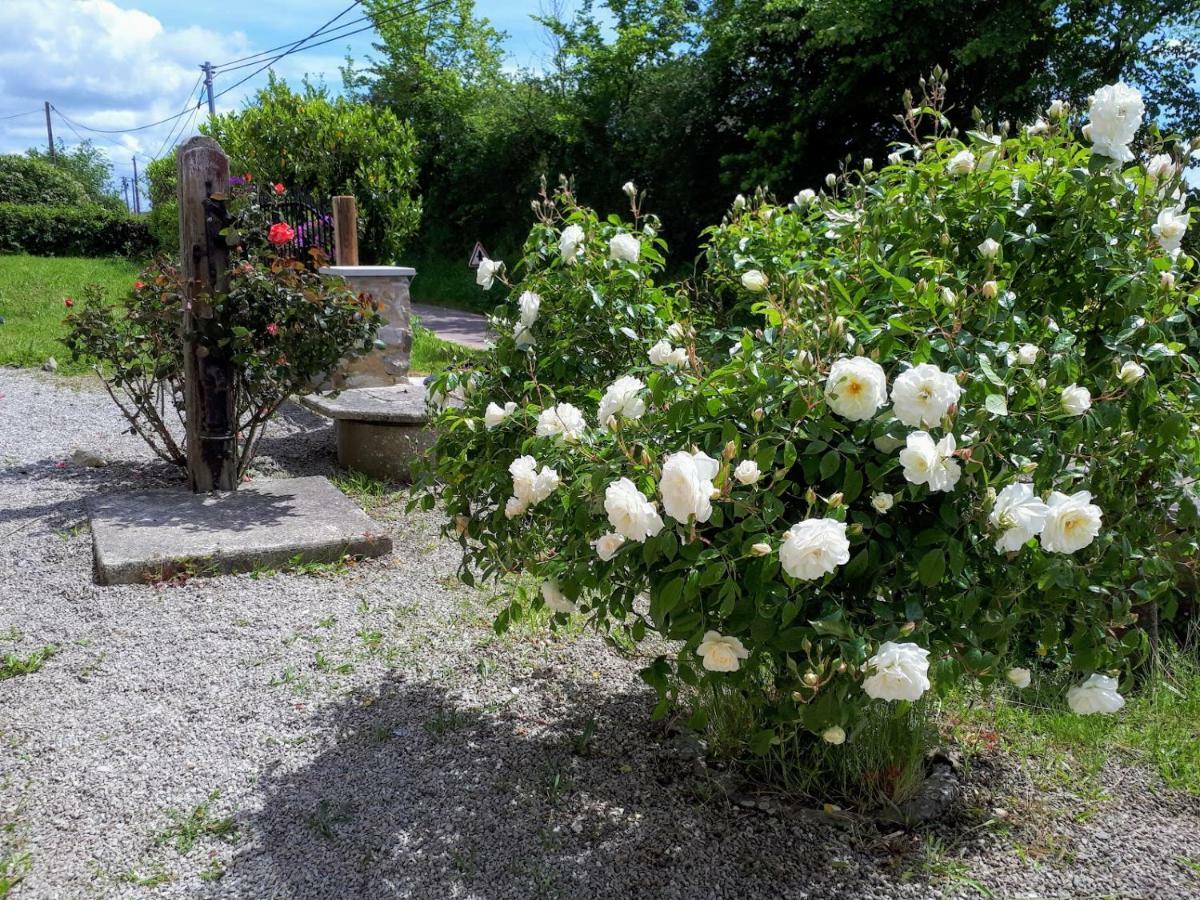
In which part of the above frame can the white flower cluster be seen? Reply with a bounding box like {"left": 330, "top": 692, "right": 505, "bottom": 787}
{"left": 505, "top": 455, "right": 560, "bottom": 518}
{"left": 536, "top": 403, "right": 587, "bottom": 442}
{"left": 1085, "top": 82, "right": 1144, "bottom": 163}
{"left": 597, "top": 376, "right": 646, "bottom": 428}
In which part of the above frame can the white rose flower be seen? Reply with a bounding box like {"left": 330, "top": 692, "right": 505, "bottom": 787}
{"left": 484, "top": 400, "right": 517, "bottom": 429}
{"left": 660, "top": 450, "right": 720, "bottom": 524}
{"left": 978, "top": 237, "right": 1001, "bottom": 259}
{"left": 821, "top": 726, "right": 846, "bottom": 745}
{"left": 862, "top": 641, "right": 931, "bottom": 702}
{"left": 476, "top": 257, "right": 502, "bottom": 290}
{"left": 1118, "top": 360, "right": 1145, "bottom": 384}
{"left": 1025, "top": 118, "right": 1050, "bottom": 136}
{"left": 899, "top": 431, "right": 962, "bottom": 493}
{"left": 891, "top": 363, "right": 962, "bottom": 428}
{"left": 1040, "top": 491, "right": 1102, "bottom": 554}
{"left": 513, "top": 324, "right": 536, "bottom": 349}
{"left": 622, "top": 180, "right": 637, "bottom": 198}
{"left": 741, "top": 269, "right": 769, "bottom": 292}
{"left": 1161, "top": 271, "right": 1176, "bottom": 290}
{"left": 1086, "top": 82, "right": 1144, "bottom": 162}
{"left": 648, "top": 339, "right": 688, "bottom": 368}
{"left": 1060, "top": 384, "right": 1092, "bottom": 416}
{"left": 666, "top": 322, "right": 687, "bottom": 342}
{"left": 604, "top": 478, "right": 665, "bottom": 543}
{"left": 794, "top": 188, "right": 816, "bottom": 207}
{"left": 824, "top": 356, "right": 888, "bottom": 421}
{"left": 609, "top": 232, "right": 641, "bottom": 263}
{"left": 597, "top": 376, "right": 646, "bottom": 427}
{"left": 947, "top": 149, "right": 976, "bottom": 176}
{"left": 1014, "top": 343, "right": 1040, "bottom": 366}
{"left": 871, "top": 492, "right": 894, "bottom": 514}
{"left": 750, "top": 542, "right": 772, "bottom": 557}
{"left": 594, "top": 531, "right": 626, "bottom": 561}
{"left": 888, "top": 151, "right": 902, "bottom": 166}
{"left": 1151, "top": 207, "right": 1189, "bottom": 256}
{"left": 1007, "top": 667, "right": 1032, "bottom": 689}
{"left": 989, "top": 482, "right": 1050, "bottom": 552}
{"left": 1067, "top": 674, "right": 1125, "bottom": 715}
{"left": 536, "top": 403, "right": 586, "bottom": 442}
{"left": 531, "top": 466, "right": 561, "bottom": 503}
{"left": 541, "top": 580, "right": 577, "bottom": 614}
{"left": 510, "top": 455, "right": 538, "bottom": 499}
{"left": 696, "top": 631, "right": 749, "bottom": 673}
{"left": 1146, "top": 154, "right": 1175, "bottom": 181}
{"left": 1047, "top": 98, "right": 1068, "bottom": 117}
{"left": 559, "top": 224, "right": 585, "bottom": 264}
{"left": 734, "top": 460, "right": 762, "bottom": 486}
{"left": 779, "top": 518, "right": 851, "bottom": 581}
{"left": 504, "top": 496, "right": 529, "bottom": 519}
{"left": 517, "top": 291, "right": 541, "bottom": 327}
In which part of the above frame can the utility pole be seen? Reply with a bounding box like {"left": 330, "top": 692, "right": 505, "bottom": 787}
{"left": 44, "top": 101, "right": 55, "bottom": 160}
{"left": 131, "top": 156, "right": 140, "bottom": 214}
{"left": 121, "top": 176, "right": 130, "bottom": 211}
{"left": 201, "top": 62, "right": 216, "bottom": 118}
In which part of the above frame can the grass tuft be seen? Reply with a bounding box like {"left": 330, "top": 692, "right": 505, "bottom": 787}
{"left": 155, "top": 790, "right": 238, "bottom": 855}
{"left": 0, "top": 646, "right": 56, "bottom": 681}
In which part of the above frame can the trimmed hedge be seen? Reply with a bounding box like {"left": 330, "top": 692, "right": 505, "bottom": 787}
{"left": 0, "top": 155, "right": 90, "bottom": 206}
{"left": 0, "top": 203, "right": 157, "bottom": 258}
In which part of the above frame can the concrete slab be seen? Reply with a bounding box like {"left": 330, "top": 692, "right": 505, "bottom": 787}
{"left": 302, "top": 381, "right": 430, "bottom": 424}
{"left": 87, "top": 476, "right": 392, "bottom": 585}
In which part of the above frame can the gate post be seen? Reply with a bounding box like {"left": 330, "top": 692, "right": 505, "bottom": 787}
{"left": 332, "top": 195, "right": 359, "bottom": 266}
{"left": 177, "top": 136, "right": 238, "bottom": 493}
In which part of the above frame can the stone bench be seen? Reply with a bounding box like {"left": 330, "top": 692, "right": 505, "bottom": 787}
{"left": 302, "top": 380, "right": 434, "bottom": 482}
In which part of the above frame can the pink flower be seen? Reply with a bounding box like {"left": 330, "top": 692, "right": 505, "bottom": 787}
{"left": 266, "top": 323, "right": 280, "bottom": 336}
{"left": 274, "top": 183, "right": 285, "bottom": 195}
{"left": 134, "top": 280, "right": 145, "bottom": 290}
{"left": 64, "top": 298, "right": 74, "bottom": 307}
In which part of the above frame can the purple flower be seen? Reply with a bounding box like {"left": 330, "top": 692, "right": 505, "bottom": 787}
{"left": 228, "top": 175, "right": 245, "bottom": 186}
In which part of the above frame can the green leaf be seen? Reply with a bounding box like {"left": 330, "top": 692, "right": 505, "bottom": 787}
{"left": 917, "top": 549, "right": 946, "bottom": 587}
{"left": 984, "top": 393, "right": 1008, "bottom": 417}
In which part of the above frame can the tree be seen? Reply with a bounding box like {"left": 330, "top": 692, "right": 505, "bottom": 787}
{"left": 27, "top": 139, "right": 123, "bottom": 210}
{"left": 203, "top": 75, "right": 421, "bottom": 263}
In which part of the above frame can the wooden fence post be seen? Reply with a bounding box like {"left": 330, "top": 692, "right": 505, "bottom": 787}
{"left": 332, "top": 195, "right": 359, "bottom": 266}
{"left": 177, "top": 136, "right": 237, "bottom": 493}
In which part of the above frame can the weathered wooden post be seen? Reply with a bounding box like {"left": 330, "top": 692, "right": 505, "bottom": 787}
{"left": 332, "top": 195, "right": 359, "bottom": 266}
{"left": 177, "top": 136, "right": 237, "bottom": 493}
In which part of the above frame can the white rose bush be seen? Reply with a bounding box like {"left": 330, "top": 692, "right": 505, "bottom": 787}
{"left": 415, "top": 81, "right": 1199, "bottom": 781}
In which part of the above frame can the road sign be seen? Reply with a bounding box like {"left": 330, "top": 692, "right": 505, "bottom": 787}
{"left": 468, "top": 241, "right": 489, "bottom": 268}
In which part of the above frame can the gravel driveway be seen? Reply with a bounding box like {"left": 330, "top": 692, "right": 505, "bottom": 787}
{"left": 2, "top": 369, "right": 1198, "bottom": 899}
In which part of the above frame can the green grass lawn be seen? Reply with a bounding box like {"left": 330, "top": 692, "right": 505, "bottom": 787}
{"left": 0, "top": 254, "right": 141, "bottom": 374}
{"left": 0, "top": 254, "right": 478, "bottom": 377}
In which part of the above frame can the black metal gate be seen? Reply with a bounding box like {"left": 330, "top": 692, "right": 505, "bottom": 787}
{"left": 263, "top": 189, "right": 334, "bottom": 265}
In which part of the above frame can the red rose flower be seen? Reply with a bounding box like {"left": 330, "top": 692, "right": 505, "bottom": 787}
{"left": 267, "top": 222, "right": 295, "bottom": 245}
{"left": 244, "top": 172, "right": 252, "bottom": 182}
{"left": 266, "top": 322, "right": 279, "bottom": 336}
{"left": 274, "top": 183, "right": 285, "bottom": 195}
{"left": 64, "top": 298, "right": 74, "bottom": 307}
{"left": 134, "top": 280, "right": 145, "bottom": 290}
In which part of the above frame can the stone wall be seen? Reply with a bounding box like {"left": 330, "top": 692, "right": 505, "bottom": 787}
{"left": 318, "top": 265, "right": 416, "bottom": 389}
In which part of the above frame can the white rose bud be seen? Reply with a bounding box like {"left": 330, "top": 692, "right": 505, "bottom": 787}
{"left": 981, "top": 280, "right": 998, "bottom": 299}
{"left": 593, "top": 532, "right": 626, "bottom": 561}
{"left": 1060, "top": 384, "right": 1092, "bottom": 416}
{"left": 978, "top": 237, "right": 1001, "bottom": 259}
{"left": 1047, "top": 98, "right": 1067, "bottom": 118}
{"left": 1118, "top": 360, "right": 1145, "bottom": 384}
{"left": 733, "top": 193, "right": 746, "bottom": 211}
{"left": 741, "top": 269, "right": 769, "bottom": 292}
{"left": 871, "top": 492, "right": 894, "bottom": 513}
{"left": 734, "top": 460, "right": 762, "bottom": 485}
{"left": 750, "top": 542, "right": 772, "bottom": 557}
{"left": 947, "top": 149, "right": 976, "bottom": 176}
{"left": 821, "top": 726, "right": 846, "bottom": 745}
{"left": 794, "top": 188, "right": 816, "bottom": 207}
{"left": 825, "top": 173, "right": 837, "bottom": 188}
{"left": 1161, "top": 271, "right": 1176, "bottom": 290}
{"left": 1015, "top": 343, "right": 1040, "bottom": 366}
{"left": 622, "top": 180, "right": 637, "bottom": 198}
{"left": 1007, "top": 667, "right": 1032, "bottom": 689}
{"left": 862, "top": 157, "right": 873, "bottom": 172}
{"left": 475, "top": 257, "right": 502, "bottom": 290}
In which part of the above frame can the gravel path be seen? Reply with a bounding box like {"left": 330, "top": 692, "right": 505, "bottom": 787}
{"left": 2, "top": 369, "right": 1199, "bottom": 899}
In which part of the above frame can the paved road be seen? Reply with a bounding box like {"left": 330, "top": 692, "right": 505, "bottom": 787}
{"left": 411, "top": 302, "right": 490, "bottom": 349}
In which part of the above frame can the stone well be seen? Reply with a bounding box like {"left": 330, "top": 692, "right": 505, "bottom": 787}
{"left": 319, "top": 265, "right": 416, "bottom": 389}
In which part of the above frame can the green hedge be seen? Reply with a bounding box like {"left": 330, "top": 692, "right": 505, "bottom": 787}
{"left": 0, "top": 203, "right": 156, "bottom": 257}
{"left": 0, "top": 155, "right": 90, "bottom": 205}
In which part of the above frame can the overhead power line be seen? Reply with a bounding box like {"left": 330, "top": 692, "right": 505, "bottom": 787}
{"left": 0, "top": 108, "right": 41, "bottom": 121}
{"left": 213, "top": 0, "right": 364, "bottom": 72}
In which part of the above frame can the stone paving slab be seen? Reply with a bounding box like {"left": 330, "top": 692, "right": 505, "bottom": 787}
{"left": 87, "top": 476, "right": 392, "bottom": 585}
{"left": 301, "top": 381, "right": 431, "bottom": 423}
{"left": 411, "top": 302, "right": 491, "bottom": 349}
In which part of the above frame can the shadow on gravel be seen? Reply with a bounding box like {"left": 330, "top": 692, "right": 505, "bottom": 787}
{"left": 213, "top": 673, "right": 963, "bottom": 899}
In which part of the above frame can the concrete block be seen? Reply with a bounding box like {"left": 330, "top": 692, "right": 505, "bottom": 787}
{"left": 87, "top": 476, "right": 392, "bottom": 585}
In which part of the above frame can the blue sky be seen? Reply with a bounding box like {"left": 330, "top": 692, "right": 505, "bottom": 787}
{"left": 0, "top": 1, "right": 579, "bottom": 195}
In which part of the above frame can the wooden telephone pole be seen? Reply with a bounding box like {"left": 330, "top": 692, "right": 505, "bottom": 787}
{"left": 176, "top": 136, "right": 237, "bottom": 493}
